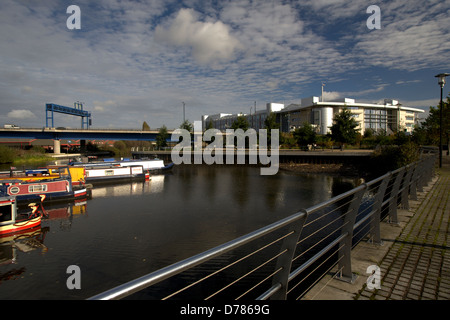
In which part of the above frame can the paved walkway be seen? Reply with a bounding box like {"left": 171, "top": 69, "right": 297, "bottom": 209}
{"left": 355, "top": 160, "right": 450, "bottom": 300}
{"left": 304, "top": 156, "right": 450, "bottom": 300}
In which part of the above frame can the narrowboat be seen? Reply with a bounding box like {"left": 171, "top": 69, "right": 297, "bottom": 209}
{"left": 0, "top": 196, "right": 47, "bottom": 237}
{"left": 70, "top": 158, "right": 174, "bottom": 174}
{"left": 0, "top": 178, "right": 89, "bottom": 205}
{"left": 0, "top": 166, "right": 86, "bottom": 187}
{"left": 84, "top": 165, "right": 147, "bottom": 184}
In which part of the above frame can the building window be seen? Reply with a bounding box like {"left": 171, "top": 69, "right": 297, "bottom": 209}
{"left": 364, "top": 109, "right": 388, "bottom": 132}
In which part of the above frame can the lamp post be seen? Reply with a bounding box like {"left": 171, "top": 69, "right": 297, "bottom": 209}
{"left": 435, "top": 73, "right": 449, "bottom": 168}
{"left": 182, "top": 101, "right": 185, "bottom": 123}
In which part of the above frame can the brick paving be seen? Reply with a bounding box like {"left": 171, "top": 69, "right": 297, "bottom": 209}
{"left": 355, "top": 160, "right": 450, "bottom": 300}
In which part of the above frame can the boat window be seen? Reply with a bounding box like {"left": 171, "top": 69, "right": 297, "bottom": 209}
{"left": 9, "top": 186, "right": 20, "bottom": 194}
{"left": 28, "top": 185, "right": 48, "bottom": 193}
{"left": 105, "top": 170, "right": 114, "bottom": 176}
{"left": 0, "top": 204, "right": 12, "bottom": 223}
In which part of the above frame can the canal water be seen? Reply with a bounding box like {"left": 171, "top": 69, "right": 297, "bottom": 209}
{"left": 0, "top": 164, "right": 360, "bottom": 299}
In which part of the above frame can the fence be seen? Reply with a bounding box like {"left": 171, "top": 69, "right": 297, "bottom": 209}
{"left": 89, "top": 152, "right": 437, "bottom": 300}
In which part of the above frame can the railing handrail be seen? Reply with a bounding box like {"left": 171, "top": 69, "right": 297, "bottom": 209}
{"left": 88, "top": 153, "right": 437, "bottom": 300}
{"left": 89, "top": 209, "right": 309, "bottom": 300}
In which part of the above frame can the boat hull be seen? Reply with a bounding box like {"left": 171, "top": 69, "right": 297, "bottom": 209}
{"left": 0, "top": 216, "right": 41, "bottom": 237}
{"left": 0, "top": 180, "right": 89, "bottom": 205}
{"left": 84, "top": 165, "right": 146, "bottom": 184}
{"left": 0, "top": 197, "right": 45, "bottom": 237}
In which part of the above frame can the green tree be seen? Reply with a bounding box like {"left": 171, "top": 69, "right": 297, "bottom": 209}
{"left": 113, "top": 140, "right": 129, "bottom": 157}
{"left": 180, "top": 120, "right": 193, "bottom": 133}
{"left": 142, "top": 121, "right": 150, "bottom": 131}
{"left": 330, "top": 107, "right": 360, "bottom": 147}
{"left": 264, "top": 112, "right": 280, "bottom": 146}
{"left": 0, "top": 145, "right": 16, "bottom": 164}
{"left": 419, "top": 94, "right": 450, "bottom": 149}
{"left": 316, "top": 134, "right": 333, "bottom": 150}
{"left": 231, "top": 115, "right": 249, "bottom": 131}
{"left": 156, "top": 125, "right": 169, "bottom": 149}
{"left": 205, "top": 120, "right": 214, "bottom": 131}
{"left": 293, "top": 123, "right": 316, "bottom": 147}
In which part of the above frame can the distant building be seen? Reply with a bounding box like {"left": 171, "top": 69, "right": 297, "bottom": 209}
{"left": 202, "top": 96, "right": 425, "bottom": 135}
{"left": 285, "top": 97, "right": 424, "bottom": 135}
{"left": 202, "top": 103, "right": 284, "bottom": 131}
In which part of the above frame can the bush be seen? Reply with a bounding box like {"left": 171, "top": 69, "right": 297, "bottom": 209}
{"left": 0, "top": 146, "right": 16, "bottom": 164}
{"left": 370, "top": 142, "right": 419, "bottom": 175}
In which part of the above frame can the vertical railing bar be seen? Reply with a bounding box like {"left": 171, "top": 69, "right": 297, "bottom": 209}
{"left": 269, "top": 210, "right": 308, "bottom": 300}
{"left": 335, "top": 185, "right": 366, "bottom": 283}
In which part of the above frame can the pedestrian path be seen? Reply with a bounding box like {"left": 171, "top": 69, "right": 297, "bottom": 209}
{"left": 355, "top": 161, "right": 450, "bottom": 300}
{"left": 304, "top": 157, "right": 449, "bottom": 300}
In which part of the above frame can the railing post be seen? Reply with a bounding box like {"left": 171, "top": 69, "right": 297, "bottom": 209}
{"left": 270, "top": 211, "right": 307, "bottom": 300}
{"left": 417, "top": 158, "right": 428, "bottom": 192}
{"left": 387, "top": 167, "right": 405, "bottom": 224}
{"left": 400, "top": 164, "right": 415, "bottom": 210}
{"left": 409, "top": 161, "right": 420, "bottom": 201}
{"left": 336, "top": 186, "right": 366, "bottom": 283}
{"left": 369, "top": 173, "right": 391, "bottom": 245}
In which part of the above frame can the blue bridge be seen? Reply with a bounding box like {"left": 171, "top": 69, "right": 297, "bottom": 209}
{"left": 0, "top": 127, "right": 174, "bottom": 154}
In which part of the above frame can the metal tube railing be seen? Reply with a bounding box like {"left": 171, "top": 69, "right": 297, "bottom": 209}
{"left": 89, "top": 153, "right": 437, "bottom": 300}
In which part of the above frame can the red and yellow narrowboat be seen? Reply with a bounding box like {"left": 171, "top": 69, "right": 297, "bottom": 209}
{"left": 0, "top": 196, "right": 47, "bottom": 237}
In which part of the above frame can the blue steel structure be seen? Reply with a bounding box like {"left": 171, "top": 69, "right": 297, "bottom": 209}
{"left": 46, "top": 102, "right": 92, "bottom": 129}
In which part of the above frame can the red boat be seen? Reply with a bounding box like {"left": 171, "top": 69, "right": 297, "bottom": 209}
{"left": 0, "top": 196, "right": 47, "bottom": 237}
{"left": 0, "top": 178, "right": 89, "bottom": 205}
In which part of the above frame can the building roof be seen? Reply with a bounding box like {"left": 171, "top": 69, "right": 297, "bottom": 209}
{"left": 284, "top": 96, "right": 425, "bottom": 113}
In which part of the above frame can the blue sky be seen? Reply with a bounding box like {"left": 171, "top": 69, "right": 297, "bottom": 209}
{"left": 0, "top": 0, "right": 449, "bottom": 129}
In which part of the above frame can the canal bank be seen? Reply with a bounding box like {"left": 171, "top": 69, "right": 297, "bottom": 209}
{"left": 133, "top": 149, "right": 373, "bottom": 176}
{"left": 303, "top": 155, "right": 450, "bottom": 300}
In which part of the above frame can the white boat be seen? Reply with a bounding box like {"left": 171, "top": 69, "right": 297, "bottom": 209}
{"left": 84, "top": 165, "right": 147, "bottom": 184}
{"left": 70, "top": 158, "right": 174, "bottom": 173}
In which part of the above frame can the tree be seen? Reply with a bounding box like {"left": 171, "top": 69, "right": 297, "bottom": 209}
{"left": 293, "top": 123, "right": 316, "bottom": 147}
{"left": 264, "top": 112, "right": 279, "bottom": 131}
{"left": 231, "top": 115, "right": 250, "bottom": 131}
{"left": 418, "top": 94, "right": 450, "bottom": 150}
{"left": 142, "top": 121, "right": 150, "bottom": 131}
{"left": 330, "top": 108, "right": 359, "bottom": 147}
{"left": 179, "top": 120, "right": 193, "bottom": 133}
{"left": 156, "top": 125, "right": 169, "bottom": 149}
{"left": 264, "top": 112, "right": 280, "bottom": 146}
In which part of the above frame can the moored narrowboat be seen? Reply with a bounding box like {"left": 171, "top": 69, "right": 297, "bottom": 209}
{"left": 0, "top": 196, "right": 47, "bottom": 237}
{"left": 0, "top": 166, "right": 86, "bottom": 187}
{"left": 70, "top": 158, "right": 174, "bottom": 174}
{"left": 84, "top": 165, "right": 147, "bottom": 184}
{"left": 0, "top": 178, "right": 89, "bottom": 205}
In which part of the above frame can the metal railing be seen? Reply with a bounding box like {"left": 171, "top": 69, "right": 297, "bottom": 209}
{"left": 89, "top": 153, "right": 437, "bottom": 300}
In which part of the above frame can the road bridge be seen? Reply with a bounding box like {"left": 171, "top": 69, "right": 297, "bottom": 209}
{"left": 0, "top": 127, "right": 174, "bottom": 154}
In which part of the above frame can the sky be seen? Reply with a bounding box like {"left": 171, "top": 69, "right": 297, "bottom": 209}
{"left": 0, "top": 0, "right": 449, "bottom": 130}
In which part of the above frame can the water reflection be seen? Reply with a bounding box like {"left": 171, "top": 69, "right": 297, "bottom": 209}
{"left": 0, "top": 165, "right": 363, "bottom": 299}
{"left": 0, "top": 228, "right": 49, "bottom": 285}
{"left": 45, "top": 201, "right": 88, "bottom": 231}
{"left": 90, "top": 175, "right": 166, "bottom": 198}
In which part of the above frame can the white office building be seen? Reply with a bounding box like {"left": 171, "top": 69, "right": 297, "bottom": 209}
{"left": 202, "top": 96, "right": 425, "bottom": 135}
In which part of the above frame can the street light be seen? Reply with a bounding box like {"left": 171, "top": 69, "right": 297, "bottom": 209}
{"left": 182, "top": 102, "right": 185, "bottom": 123}
{"left": 435, "top": 73, "right": 449, "bottom": 168}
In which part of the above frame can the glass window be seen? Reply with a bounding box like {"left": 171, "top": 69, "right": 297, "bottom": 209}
{"left": 0, "top": 204, "right": 12, "bottom": 222}
{"left": 28, "top": 185, "right": 47, "bottom": 193}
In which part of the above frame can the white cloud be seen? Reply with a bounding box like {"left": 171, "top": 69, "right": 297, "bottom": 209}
{"left": 0, "top": 0, "right": 447, "bottom": 129}
{"left": 322, "top": 91, "right": 341, "bottom": 101}
{"left": 154, "top": 8, "right": 242, "bottom": 66}
{"left": 353, "top": 0, "right": 450, "bottom": 71}
{"left": 7, "top": 109, "right": 36, "bottom": 119}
